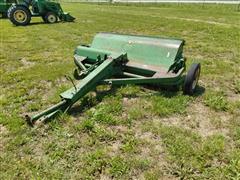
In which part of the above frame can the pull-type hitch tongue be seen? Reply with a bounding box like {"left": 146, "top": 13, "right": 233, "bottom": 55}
{"left": 25, "top": 52, "right": 124, "bottom": 126}
{"left": 25, "top": 100, "right": 69, "bottom": 126}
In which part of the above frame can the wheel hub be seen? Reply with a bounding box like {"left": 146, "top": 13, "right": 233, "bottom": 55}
{"left": 192, "top": 68, "right": 200, "bottom": 90}
{"left": 48, "top": 14, "right": 56, "bottom": 23}
{"left": 14, "top": 10, "right": 27, "bottom": 23}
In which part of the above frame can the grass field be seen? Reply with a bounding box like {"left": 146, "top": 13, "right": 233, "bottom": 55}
{"left": 0, "top": 3, "right": 240, "bottom": 179}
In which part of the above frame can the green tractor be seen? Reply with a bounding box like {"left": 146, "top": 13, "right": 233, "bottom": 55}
{"left": 0, "top": 0, "right": 16, "bottom": 17}
{"left": 7, "top": 0, "right": 75, "bottom": 26}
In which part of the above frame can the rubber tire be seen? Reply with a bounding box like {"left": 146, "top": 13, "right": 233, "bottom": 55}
{"left": 44, "top": 12, "right": 58, "bottom": 23}
{"left": 183, "top": 63, "right": 201, "bottom": 95}
{"left": 7, "top": 6, "right": 14, "bottom": 17}
{"left": 8, "top": 5, "right": 31, "bottom": 26}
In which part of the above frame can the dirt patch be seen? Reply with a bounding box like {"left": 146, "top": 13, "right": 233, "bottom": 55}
{"left": 100, "top": 175, "right": 111, "bottom": 180}
{"left": 0, "top": 124, "right": 8, "bottom": 135}
{"left": 40, "top": 80, "right": 55, "bottom": 101}
{"left": 108, "top": 140, "right": 122, "bottom": 157}
{"left": 114, "top": 125, "right": 129, "bottom": 134}
{"left": 165, "top": 17, "right": 237, "bottom": 28}
{"left": 123, "top": 97, "right": 139, "bottom": 107}
{"left": 136, "top": 129, "right": 168, "bottom": 168}
{"left": 158, "top": 103, "right": 231, "bottom": 138}
{"left": 111, "top": 140, "right": 121, "bottom": 152}
{"left": 19, "top": 57, "right": 35, "bottom": 69}
{"left": 227, "top": 92, "right": 240, "bottom": 103}
{"left": 54, "top": 77, "right": 69, "bottom": 85}
{"left": 0, "top": 124, "right": 9, "bottom": 151}
{"left": 187, "top": 103, "right": 231, "bottom": 137}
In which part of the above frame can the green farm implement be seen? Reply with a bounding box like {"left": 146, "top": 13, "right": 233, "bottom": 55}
{"left": 26, "top": 33, "right": 201, "bottom": 126}
{"left": 0, "top": 0, "right": 16, "bottom": 17}
{"left": 7, "top": 0, "right": 75, "bottom": 26}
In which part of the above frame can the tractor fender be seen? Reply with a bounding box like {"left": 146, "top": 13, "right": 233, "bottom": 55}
{"left": 8, "top": 2, "right": 29, "bottom": 11}
{"left": 7, "top": 4, "right": 30, "bottom": 17}
{"left": 13, "top": 3, "right": 29, "bottom": 8}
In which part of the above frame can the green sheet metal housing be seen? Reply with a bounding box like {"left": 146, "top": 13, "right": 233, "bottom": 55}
{"left": 91, "top": 33, "right": 185, "bottom": 69}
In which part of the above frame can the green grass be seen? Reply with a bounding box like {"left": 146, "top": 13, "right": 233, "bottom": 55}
{"left": 0, "top": 3, "right": 240, "bottom": 179}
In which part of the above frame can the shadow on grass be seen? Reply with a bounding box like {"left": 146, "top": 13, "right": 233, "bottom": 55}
{"left": 27, "top": 22, "right": 56, "bottom": 26}
{"left": 67, "top": 84, "right": 205, "bottom": 118}
{"left": 142, "top": 84, "right": 205, "bottom": 98}
{"left": 29, "top": 84, "right": 205, "bottom": 126}
{"left": 5, "top": 21, "right": 49, "bottom": 27}
{"left": 27, "top": 21, "right": 75, "bottom": 26}
{"left": 68, "top": 86, "right": 119, "bottom": 117}
{"left": 0, "top": 19, "right": 53, "bottom": 26}
{"left": 193, "top": 85, "right": 205, "bottom": 97}
{"left": 162, "top": 85, "right": 205, "bottom": 98}
{"left": 11, "top": 21, "right": 67, "bottom": 27}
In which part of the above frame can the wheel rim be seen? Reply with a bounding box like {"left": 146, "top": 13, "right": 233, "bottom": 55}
{"left": 192, "top": 68, "right": 200, "bottom": 90}
{"left": 13, "top": 10, "right": 27, "bottom": 23}
{"left": 48, "top": 14, "right": 56, "bottom": 23}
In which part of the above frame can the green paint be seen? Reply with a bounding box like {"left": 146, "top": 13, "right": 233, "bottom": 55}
{"left": 0, "top": 0, "right": 16, "bottom": 15}
{"left": 91, "top": 33, "right": 184, "bottom": 69}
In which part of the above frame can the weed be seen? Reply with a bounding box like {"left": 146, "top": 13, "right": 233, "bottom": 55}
{"left": 94, "top": 126, "right": 117, "bottom": 141}
{"left": 204, "top": 91, "right": 230, "bottom": 111}
{"left": 121, "top": 135, "right": 138, "bottom": 153}
{"left": 233, "top": 79, "right": 240, "bottom": 94}
{"left": 149, "top": 92, "right": 192, "bottom": 116}
{"left": 81, "top": 119, "right": 95, "bottom": 133}
{"left": 81, "top": 149, "right": 109, "bottom": 177}
{"left": 144, "top": 169, "right": 163, "bottom": 180}
{"left": 108, "top": 156, "right": 129, "bottom": 177}
{"left": 201, "top": 134, "right": 225, "bottom": 159}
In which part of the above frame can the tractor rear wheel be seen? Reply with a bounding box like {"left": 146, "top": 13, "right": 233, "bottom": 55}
{"left": 183, "top": 63, "right": 201, "bottom": 95}
{"left": 8, "top": 5, "right": 31, "bottom": 26}
{"left": 44, "top": 12, "right": 58, "bottom": 23}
